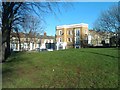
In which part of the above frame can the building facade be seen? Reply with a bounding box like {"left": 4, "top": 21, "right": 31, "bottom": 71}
{"left": 88, "top": 30, "right": 103, "bottom": 46}
{"left": 88, "top": 30, "right": 116, "bottom": 46}
{"left": 10, "top": 32, "right": 55, "bottom": 51}
{"left": 56, "top": 23, "right": 88, "bottom": 50}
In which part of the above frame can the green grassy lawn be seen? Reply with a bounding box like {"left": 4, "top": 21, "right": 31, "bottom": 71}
{"left": 2, "top": 48, "right": 118, "bottom": 88}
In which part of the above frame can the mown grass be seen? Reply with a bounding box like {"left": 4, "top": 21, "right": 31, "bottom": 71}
{"left": 2, "top": 48, "right": 118, "bottom": 88}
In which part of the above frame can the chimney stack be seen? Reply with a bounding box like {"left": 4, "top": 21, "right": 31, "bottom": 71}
{"left": 44, "top": 32, "right": 47, "bottom": 36}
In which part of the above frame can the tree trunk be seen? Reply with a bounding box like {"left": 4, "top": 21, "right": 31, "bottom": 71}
{"left": 17, "top": 31, "right": 21, "bottom": 51}
{"left": 2, "top": 23, "right": 12, "bottom": 62}
{"left": 19, "top": 39, "right": 21, "bottom": 51}
{"left": 116, "top": 33, "right": 118, "bottom": 47}
{"left": 0, "top": 33, "right": 2, "bottom": 63}
{"left": 2, "top": 30, "right": 11, "bottom": 62}
{"left": 6, "top": 30, "right": 11, "bottom": 59}
{"left": 2, "top": 26, "right": 7, "bottom": 62}
{"left": 2, "top": 43, "right": 6, "bottom": 63}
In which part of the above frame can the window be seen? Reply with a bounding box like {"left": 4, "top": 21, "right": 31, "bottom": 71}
{"left": 84, "top": 37, "right": 88, "bottom": 40}
{"left": 76, "top": 30, "right": 80, "bottom": 36}
{"left": 76, "top": 37, "right": 80, "bottom": 44}
{"left": 59, "top": 38, "right": 62, "bottom": 42}
{"left": 68, "top": 30, "right": 72, "bottom": 35}
{"left": 85, "top": 30, "right": 87, "bottom": 34}
{"left": 59, "top": 30, "right": 62, "bottom": 35}
{"left": 85, "top": 30, "right": 86, "bottom": 34}
{"left": 68, "top": 38, "right": 72, "bottom": 42}
{"left": 69, "top": 31, "right": 71, "bottom": 35}
{"left": 70, "top": 38, "right": 72, "bottom": 42}
{"left": 68, "top": 38, "right": 70, "bottom": 42}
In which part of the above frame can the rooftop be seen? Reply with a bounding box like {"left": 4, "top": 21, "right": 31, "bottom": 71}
{"left": 11, "top": 32, "right": 55, "bottom": 39}
{"left": 56, "top": 23, "right": 88, "bottom": 29}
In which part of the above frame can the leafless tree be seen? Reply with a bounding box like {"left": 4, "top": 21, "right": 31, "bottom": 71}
{"left": 93, "top": 5, "right": 119, "bottom": 47}
{"left": 1, "top": 1, "right": 70, "bottom": 62}
{"left": 2, "top": 2, "right": 23, "bottom": 62}
{"left": 21, "top": 15, "right": 45, "bottom": 50}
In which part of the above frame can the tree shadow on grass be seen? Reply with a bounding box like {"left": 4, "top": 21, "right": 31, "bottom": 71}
{"left": 79, "top": 50, "right": 118, "bottom": 59}
{"left": 2, "top": 52, "right": 28, "bottom": 79}
{"left": 2, "top": 67, "right": 13, "bottom": 77}
{"left": 5, "top": 51, "right": 27, "bottom": 63}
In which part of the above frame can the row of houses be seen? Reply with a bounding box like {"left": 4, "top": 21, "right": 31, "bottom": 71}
{"left": 10, "top": 23, "right": 118, "bottom": 51}
{"left": 10, "top": 32, "right": 55, "bottom": 51}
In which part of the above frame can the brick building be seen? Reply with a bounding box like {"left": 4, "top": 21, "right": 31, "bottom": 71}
{"left": 56, "top": 23, "right": 88, "bottom": 50}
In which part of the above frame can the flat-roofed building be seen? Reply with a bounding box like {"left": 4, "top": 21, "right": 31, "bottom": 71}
{"left": 56, "top": 23, "right": 88, "bottom": 50}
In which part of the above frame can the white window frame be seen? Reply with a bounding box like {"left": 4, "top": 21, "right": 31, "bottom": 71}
{"left": 59, "top": 38, "right": 62, "bottom": 42}
{"left": 67, "top": 31, "right": 69, "bottom": 35}
{"left": 68, "top": 38, "right": 72, "bottom": 42}
{"left": 59, "top": 30, "right": 62, "bottom": 35}
{"left": 70, "top": 38, "right": 72, "bottom": 42}
{"left": 76, "top": 29, "right": 80, "bottom": 36}
{"left": 76, "top": 37, "right": 80, "bottom": 44}
{"left": 68, "top": 30, "right": 72, "bottom": 35}
{"left": 68, "top": 38, "right": 70, "bottom": 42}
{"left": 85, "top": 30, "right": 88, "bottom": 34}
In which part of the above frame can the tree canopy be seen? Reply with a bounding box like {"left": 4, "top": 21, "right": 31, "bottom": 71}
{"left": 94, "top": 5, "right": 119, "bottom": 33}
{"left": 93, "top": 4, "right": 119, "bottom": 47}
{"left": 1, "top": 1, "right": 70, "bottom": 62}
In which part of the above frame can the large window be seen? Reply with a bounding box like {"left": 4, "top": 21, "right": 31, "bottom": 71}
{"left": 76, "top": 30, "right": 80, "bottom": 36}
{"left": 76, "top": 38, "right": 79, "bottom": 44}
{"left": 75, "top": 37, "right": 80, "bottom": 45}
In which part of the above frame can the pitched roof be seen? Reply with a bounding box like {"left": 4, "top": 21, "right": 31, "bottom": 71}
{"left": 11, "top": 32, "right": 55, "bottom": 39}
{"left": 39, "top": 35, "right": 55, "bottom": 39}
{"left": 11, "top": 32, "right": 25, "bottom": 38}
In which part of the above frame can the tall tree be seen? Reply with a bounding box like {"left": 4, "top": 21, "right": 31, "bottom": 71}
{"left": 2, "top": 2, "right": 23, "bottom": 62}
{"left": 93, "top": 4, "right": 119, "bottom": 47}
{"left": 21, "top": 15, "right": 44, "bottom": 50}
{"left": 1, "top": 1, "right": 69, "bottom": 62}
